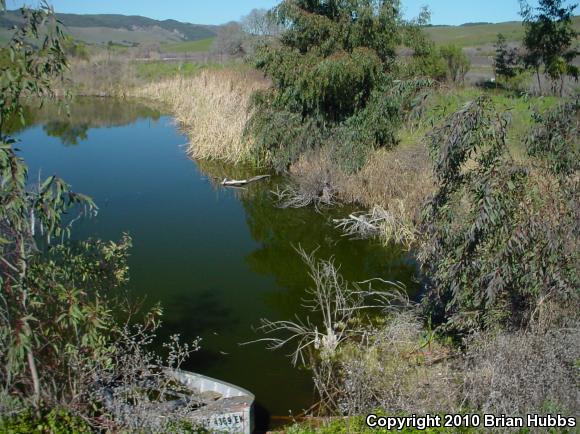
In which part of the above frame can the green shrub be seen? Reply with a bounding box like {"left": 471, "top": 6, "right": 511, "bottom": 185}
{"left": 439, "top": 44, "right": 470, "bottom": 83}
{"left": 246, "top": 0, "right": 431, "bottom": 173}
{"left": 63, "top": 37, "right": 90, "bottom": 61}
{"left": 0, "top": 409, "right": 91, "bottom": 434}
{"left": 405, "top": 48, "right": 447, "bottom": 81}
{"left": 420, "top": 97, "right": 578, "bottom": 334}
{"left": 526, "top": 99, "right": 579, "bottom": 178}
{"left": 402, "top": 17, "right": 448, "bottom": 82}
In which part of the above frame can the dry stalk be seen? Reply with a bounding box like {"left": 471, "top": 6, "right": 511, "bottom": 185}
{"left": 334, "top": 204, "right": 417, "bottom": 247}
{"left": 272, "top": 183, "right": 338, "bottom": 211}
{"left": 245, "top": 246, "right": 407, "bottom": 367}
{"left": 133, "top": 69, "right": 269, "bottom": 164}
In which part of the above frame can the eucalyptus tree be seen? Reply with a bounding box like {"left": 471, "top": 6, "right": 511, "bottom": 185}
{"left": 246, "top": 0, "right": 432, "bottom": 173}
{"left": 0, "top": 1, "right": 128, "bottom": 412}
{"left": 421, "top": 97, "right": 578, "bottom": 334}
{"left": 520, "top": 0, "right": 579, "bottom": 94}
{"left": 493, "top": 33, "right": 521, "bottom": 83}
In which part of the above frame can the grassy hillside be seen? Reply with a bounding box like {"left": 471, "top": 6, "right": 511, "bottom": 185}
{"left": 2, "top": 8, "right": 577, "bottom": 52}
{"left": 426, "top": 16, "right": 580, "bottom": 47}
{"left": 67, "top": 26, "right": 184, "bottom": 45}
{"left": 159, "top": 38, "right": 215, "bottom": 53}
{"left": 55, "top": 13, "right": 217, "bottom": 41}
{"left": 0, "top": 10, "right": 217, "bottom": 45}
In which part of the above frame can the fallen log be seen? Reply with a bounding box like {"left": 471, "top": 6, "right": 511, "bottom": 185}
{"left": 221, "top": 175, "right": 270, "bottom": 187}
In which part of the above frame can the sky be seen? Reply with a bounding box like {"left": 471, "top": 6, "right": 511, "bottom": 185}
{"left": 5, "top": 0, "right": 555, "bottom": 26}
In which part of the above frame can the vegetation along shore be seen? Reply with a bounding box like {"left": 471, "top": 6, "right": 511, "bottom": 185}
{"left": 0, "top": 0, "right": 578, "bottom": 432}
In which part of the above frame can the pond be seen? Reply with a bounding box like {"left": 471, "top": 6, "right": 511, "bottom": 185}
{"left": 14, "top": 97, "right": 420, "bottom": 424}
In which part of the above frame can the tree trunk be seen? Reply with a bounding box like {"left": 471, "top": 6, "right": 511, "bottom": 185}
{"left": 536, "top": 68, "right": 542, "bottom": 94}
{"left": 27, "top": 349, "right": 40, "bottom": 405}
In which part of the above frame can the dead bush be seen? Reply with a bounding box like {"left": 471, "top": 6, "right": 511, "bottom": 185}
{"left": 285, "top": 143, "right": 434, "bottom": 247}
{"left": 334, "top": 204, "right": 417, "bottom": 247}
{"left": 251, "top": 248, "right": 457, "bottom": 416}
{"left": 462, "top": 326, "right": 580, "bottom": 418}
{"left": 334, "top": 311, "right": 458, "bottom": 416}
{"left": 87, "top": 325, "right": 203, "bottom": 433}
{"left": 278, "top": 150, "right": 340, "bottom": 210}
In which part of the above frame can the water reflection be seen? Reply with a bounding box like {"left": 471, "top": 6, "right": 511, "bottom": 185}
{"left": 160, "top": 288, "right": 240, "bottom": 372}
{"left": 195, "top": 160, "right": 421, "bottom": 338}
{"left": 44, "top": 120, "right": 89, "bottom": 145}
{"left": 15, "top": 97, "right": 421, "bottom": 418}
{"left": 12, "top": 97, "right": 162, "bottom": 142}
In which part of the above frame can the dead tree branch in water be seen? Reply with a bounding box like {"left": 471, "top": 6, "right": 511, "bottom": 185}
{"left": 221, "top": 175, "right": 270, "bottom": 187}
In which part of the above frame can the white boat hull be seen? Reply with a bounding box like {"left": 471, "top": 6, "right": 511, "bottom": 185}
{"left": 167, "top": 369, "right": 255, "bottom": 434}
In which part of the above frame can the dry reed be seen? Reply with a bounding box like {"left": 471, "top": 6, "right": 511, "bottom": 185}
{"left": 290, "top": 143, "right": 435, "bottom": 247}
{"left": 133, "top": 69, "right": 269, "bottom": 164}
{"left": 344, "top": 144, "right": 434, "bottom": 246}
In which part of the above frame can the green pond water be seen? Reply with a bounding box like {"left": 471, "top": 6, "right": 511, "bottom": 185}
{"left": 14, "top": 97, "right": 420, "bottom": 421}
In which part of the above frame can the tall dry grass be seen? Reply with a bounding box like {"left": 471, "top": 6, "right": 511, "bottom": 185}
{"left": 344, "top": 144, "right": 434, "bottom": 246}
{"left": 64, "top": 53, "right": 136, "bottom": 97}
{"left": 290, "top": 143, "right": 434, "bottom": 247}
{"left": 133, "top": 69, "right": 269, "bottom": 164}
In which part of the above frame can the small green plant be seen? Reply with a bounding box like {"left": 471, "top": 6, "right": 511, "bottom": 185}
{"left": 0, "top": 409, "right": 91, "bottom": 434}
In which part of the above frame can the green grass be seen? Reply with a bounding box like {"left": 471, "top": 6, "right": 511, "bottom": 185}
{"left": 425, "top": 16, "right": 580, "bottom": 47}
{"left": 406, "top": 87, "right": 561, "bottom": 161}
{"left": 469, "top": 65, "right": 494, "bottom": 73}
{"left": 160, "top": 37, "right": 215, "bottom": 53}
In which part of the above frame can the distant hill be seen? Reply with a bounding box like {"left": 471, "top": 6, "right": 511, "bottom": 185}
{"left": 426, "top": 16, "right": 580, "bottom": 47}
{"left": 1, "top": 9, "right": 578, "bottom": 52}
{"left": 459, "top": 22, "right": 493, "bottom": 27}
{"left": 0, "top": 10, "right": 217, "bottom": 46}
